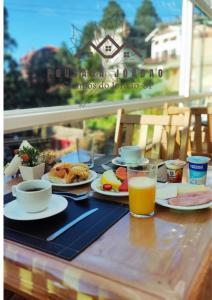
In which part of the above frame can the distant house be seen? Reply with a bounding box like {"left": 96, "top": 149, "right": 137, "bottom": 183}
{"left": 145, "top": 24, "right": 181, "bottom": 61}
{"left": 145, "top": 21, "right": 212, "bottom": 93}
{"left": 20, "top": 45, "right": 59, "bottom": 79}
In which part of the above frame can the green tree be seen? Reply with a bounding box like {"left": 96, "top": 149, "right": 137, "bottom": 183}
{"left": 76, "top": 22, "right": 99, "bottom": 58}
{"left": 25, "top": 44, "right": 76, "bottom": 107}
{"left": 4, "top": 7, "right": 76, "bottom": 109}
{"left": 128, "top": 0, "right": 160, "bottom": 57}
{"left": 4, "top": 7, "right": 26, "bottom": 110}
{"left": 71, "top": 21, "right": 103, "bottom": 105}
{"left": 100, "top": 0, "right": 125, "bottom": 30}
{"left": 4, "top": 7, "right": 16, "bottom": 64}
{"left": 135, "top": 0, "right": 160, "bottom": 32}
{"left": 80, "top": 22, "right": 97, "bottom": 47}
{"left": 4, "top": 59, "right": 30, "bottom": 110}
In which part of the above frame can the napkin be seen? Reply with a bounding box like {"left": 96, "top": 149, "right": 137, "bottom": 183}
{"left": 4, "top": 140, "right": 33, "bottom": 176}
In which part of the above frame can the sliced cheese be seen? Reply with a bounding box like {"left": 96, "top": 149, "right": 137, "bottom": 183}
{"left": 156, "top": 183, "right": 210, "bottom": 200}
{"left": 177, "top": 184, "right": 210, "bottom": 195}
{"left": 156, "top": 184, "right": 177, "bottom": 199}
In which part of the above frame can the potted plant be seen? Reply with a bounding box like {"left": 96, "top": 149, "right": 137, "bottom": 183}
{"left": 17, "top": 146, "right": 45, "bottom": 180}
{"left": 39, "top": 150, "right": 57, "bottom": 172}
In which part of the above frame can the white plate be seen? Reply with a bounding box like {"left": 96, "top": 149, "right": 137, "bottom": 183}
{"left": 91, "top": 178, "right": 128, "bottom": 197}
{"left": 156, "top": 183, "right": 212, "bottom": 210}
{"left": 156, "top": 198, "right": 212, "bottom": 210}
{"left": 112, "top": 157, "right": 149, "bottom": 167}
{"left": 4, "top": 195, "right": 68, "bottom": 221}
{"left": 41, "top": 170, "right": 97, "bottom": 187}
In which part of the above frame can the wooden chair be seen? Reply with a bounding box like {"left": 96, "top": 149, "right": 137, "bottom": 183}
{"left": 190, "top": 107, "right": 212, "bottom": 157}
{"left": 113, "top": 109, "right": 190, "bottom": 160}
{"left": 164, "top": 105, "right": 191, "bottom": 155}
{"left": 165, "top": 106, "right": 191, "bottom": 117}
{"left": 164, "top": 104, "right": 212, "bottom": 157}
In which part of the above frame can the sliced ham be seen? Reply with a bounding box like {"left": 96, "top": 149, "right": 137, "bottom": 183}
{"left": 168, "top": 190, "right": 212, "bottom": 206}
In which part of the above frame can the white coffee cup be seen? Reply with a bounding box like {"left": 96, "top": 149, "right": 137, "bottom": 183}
{"left": 12, "top": 180, "right": 52, "bottom": 213}
{"left": 119, "top": 146, "right": 143, "bottom": 163}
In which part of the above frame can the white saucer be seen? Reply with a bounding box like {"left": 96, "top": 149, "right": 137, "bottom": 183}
{"left": 41, "top": 170, "right": 97, "bottom": 187}
{"left": 112, "top": 157, "right": 149, "bottom": 167}
{"left": 4, "top": 194, "right": 68, "bottom": 221}
{"left": 91, "top": 178, "right": 128, "bottom": 197}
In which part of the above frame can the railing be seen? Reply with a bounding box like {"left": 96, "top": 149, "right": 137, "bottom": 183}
{"left": 4, "top": 92, "right": 212, "bottom": 134}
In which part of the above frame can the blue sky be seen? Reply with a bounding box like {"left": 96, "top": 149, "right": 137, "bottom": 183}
{"left": 5, "top": 0, "right": 182, "bottom": 61}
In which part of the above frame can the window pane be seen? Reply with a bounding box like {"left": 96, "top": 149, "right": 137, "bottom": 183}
{"left": 4, "top": 0, "right": 183, "bottom": 110}
{"left": 190, "top": 6, "right": 212, "bottom": 94}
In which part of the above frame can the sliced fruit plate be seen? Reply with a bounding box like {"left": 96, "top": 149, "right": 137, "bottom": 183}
{"left": 91, "top": 178, "right": 128, "bottom": 196}
{"left": 91, "top": 167, "right": 129, "bottom": 196}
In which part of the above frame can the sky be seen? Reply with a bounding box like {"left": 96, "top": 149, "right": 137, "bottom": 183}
{"left": 5, "top": 0, "right": 182, "bottom": 61}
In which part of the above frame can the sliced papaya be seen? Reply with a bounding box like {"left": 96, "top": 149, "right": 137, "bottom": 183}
{"left": 115, "top": 167, "right": 127, "bottom": 181}
{"left": 119, "top": 179, "right": 128, "bottom": 192}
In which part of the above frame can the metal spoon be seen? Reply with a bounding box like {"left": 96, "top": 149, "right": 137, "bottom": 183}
{"left": 53, "top": 191, "right": 89, "bottom": 201}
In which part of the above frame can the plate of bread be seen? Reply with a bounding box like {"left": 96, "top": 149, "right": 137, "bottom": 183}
{"left": 41, "top": 162, "right": 97, "bottom": 187}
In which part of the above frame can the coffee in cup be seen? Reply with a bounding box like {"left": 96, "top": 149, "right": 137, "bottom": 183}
{"left": 12, "top": 180, "right": 52, "bottom": 213}
{"left": 119, "top": 146, "right": 143, "bottom": 164}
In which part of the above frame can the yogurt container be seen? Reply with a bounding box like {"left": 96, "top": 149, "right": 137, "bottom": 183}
{"left": 187, "top": 156, "right": 210, "bottom": 185}
{"left": 165, "top": 160, "right": 187, "bottom": 183}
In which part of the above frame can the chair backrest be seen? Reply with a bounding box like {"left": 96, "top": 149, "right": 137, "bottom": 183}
{"left": 113, "top": 109, "right": 190, "bottom": 160}
{"left": 166, "top": 106, "right": 190, "bottom": 116}
{"left": 190, "top": 107, "right": 212, "bottom": 157}
{"left": 114, "top": 109, "right": 141, "bottom": 156}
{"left": 165, "top": 105, "right": 191, "bottom": 156}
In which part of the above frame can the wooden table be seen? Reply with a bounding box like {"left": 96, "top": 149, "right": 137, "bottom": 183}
{"left": 4, "top": 168, "right": 212, "bottom": 300}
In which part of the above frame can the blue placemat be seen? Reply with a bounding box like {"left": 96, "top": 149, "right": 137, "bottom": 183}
{"left": 4, "top": 193, "right": 129, "bottom": 260}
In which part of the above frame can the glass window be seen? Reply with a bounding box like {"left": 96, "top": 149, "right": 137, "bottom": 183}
{"left": 171, "top": 49, "right": 176, "bottom": 58}
{"left": 190, "top": 6, "right": 212, "bottom": 94}
{"left": 4, "top": 0, "right": 183, "bottom": 111}
{"left": 4, "top": 0, "right": 186, "bottom": 157}
{"left": 162, "top": 50, "right": 168, "bottom": 59}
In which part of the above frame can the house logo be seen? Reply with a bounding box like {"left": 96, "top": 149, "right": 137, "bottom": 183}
{"left": 47, "top": 22, "right": 163, "bottom": 89}
{"left": 77, "top": 34, "right": 142, "bottom": 61}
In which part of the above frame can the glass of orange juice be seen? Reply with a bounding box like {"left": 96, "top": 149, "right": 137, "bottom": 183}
{"left": 127, "top": 165, "right": 157, "bottom": 218}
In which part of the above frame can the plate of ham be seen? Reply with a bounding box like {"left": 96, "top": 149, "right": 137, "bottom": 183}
{"left": 156, "top": 183, "right": 212, "bottom": 210}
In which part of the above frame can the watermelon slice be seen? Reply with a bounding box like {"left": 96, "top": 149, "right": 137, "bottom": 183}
{"left": 116, "top": 167, "right": 127, "bottom": 181}
{"left": 119, "top": 179, "right": 128, "bottom": 192}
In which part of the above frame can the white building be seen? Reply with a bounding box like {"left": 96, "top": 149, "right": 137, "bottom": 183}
{"left": 145, "top": 21, "right": 212, "bottom": 93}
{"left": 145, "top": 25, "right": 181, "bottom": 61}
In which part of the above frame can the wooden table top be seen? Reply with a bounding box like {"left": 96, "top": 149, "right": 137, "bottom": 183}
{"left": 4, "top": 167, "right": 212, "bottom": 300}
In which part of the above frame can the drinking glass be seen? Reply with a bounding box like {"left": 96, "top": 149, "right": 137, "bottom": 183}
{"left": 127, "top": 165, "right": 157, "bottom": 218}
{"left": 76, "top": 136, "right": 94, "bottom": 168}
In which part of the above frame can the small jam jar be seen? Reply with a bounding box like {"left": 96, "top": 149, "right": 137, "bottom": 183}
{"left": 165, "top": 160, "right": 187, "bottom": 183}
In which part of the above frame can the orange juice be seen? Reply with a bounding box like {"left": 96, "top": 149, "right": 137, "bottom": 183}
{"left": 128, "top": 177, "right": 156, "bottom": 216}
